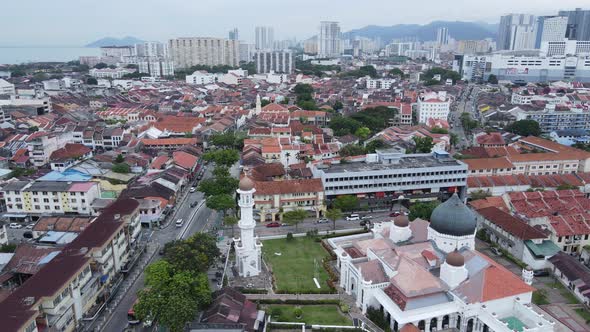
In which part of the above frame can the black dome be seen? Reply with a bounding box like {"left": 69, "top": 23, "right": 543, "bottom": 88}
{"left": 429, "top": 193, "right": 476, "bottom": 237}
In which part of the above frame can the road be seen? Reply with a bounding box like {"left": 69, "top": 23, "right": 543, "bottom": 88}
{"left": 101, "top": 166, "right": 216, "bottom": 332}
{"left": 449, "top": 84, "right": 479, "bottom": 151}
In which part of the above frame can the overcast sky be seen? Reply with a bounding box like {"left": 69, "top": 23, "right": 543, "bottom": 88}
{"left": 0, "top": 0, "right": 588, "bottom": 46}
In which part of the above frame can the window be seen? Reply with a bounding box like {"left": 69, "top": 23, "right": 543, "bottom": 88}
{"left": 44, "top": 206, "right": 50, "bottom": 210}
{"left": 43, "top": 198, "right": 49, "bottom": 203}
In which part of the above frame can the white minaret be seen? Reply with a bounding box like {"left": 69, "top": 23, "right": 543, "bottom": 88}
{"left": 234, "top": 175, "right": 262, "bottom": 277}
{"left": 255, "top": 94, "right": 262, "bottom": 115}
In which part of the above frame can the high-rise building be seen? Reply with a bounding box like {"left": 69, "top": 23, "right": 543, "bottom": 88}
{"left": 137, "top": 59, "right": 175, "bottom": 77}
{"left": 534, "top": 16, "right": 568, "bottom": 48}
{"left": 558, "top": 8, "right": 590, "bottom": 41}
{"left": 134, "top": 41, "right": 169, "bottom": 58}
{"left": 304, "top": 37, "right": 318, "bottom": 54}
{"left": 436, "top": 27, "right": 449, "bottom": 45}
{"left": 254, "top": 50, "right": 293, "bottom": 74}
{"left": 239, "top": 42, "right": 255, "bottom": 63}
{"left": 229, "top": 28, "right": 239, "bottom": 41}
{"left": 318, "top": 21, "right": 342, "bottom": 58}
{"left": 255, "top": 26, "right": 274, "bottom": 50}
{"left": 168, "top": 37, "right": 240, "bottom": 69}
{"left": 497, "top": 14, "right": 536, "bottom": 50}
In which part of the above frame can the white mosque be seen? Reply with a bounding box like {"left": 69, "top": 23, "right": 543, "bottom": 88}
{"left": 234, "top": 175, "right": 262, "bottom": 277}
{"left": 329, "top": 193, "right": 554, "bottom": 332}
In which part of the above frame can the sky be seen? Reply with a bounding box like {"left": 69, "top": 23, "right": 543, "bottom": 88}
{"left": 0, "top": 0, "right": 588, "bottom": 46}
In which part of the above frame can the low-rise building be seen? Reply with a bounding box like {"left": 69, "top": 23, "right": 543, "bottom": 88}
{"left": 186, "top": 71, "right": 217, "bottom": 85}
{"left": 417, "top": 92, "right": 450, "bottom": 124}
{"left": 252, "top": 178, "right": 324, "bottom": 221}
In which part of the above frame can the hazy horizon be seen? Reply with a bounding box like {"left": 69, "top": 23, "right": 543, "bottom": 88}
{"left": 0, "top": 0, "right": 588, "bottom": 46}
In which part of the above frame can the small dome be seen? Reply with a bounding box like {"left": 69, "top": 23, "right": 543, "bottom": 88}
{"left": 239, "top": 176, "right": 255, "bottom": 191}
{"left": 430, "top": 193, "right": 476, "bottom": 237}
{"left": 394, "top": 216, "right": 409, "bottom": 227}
{"left": 446, "top": 250, "right": 464, "bottom": 267}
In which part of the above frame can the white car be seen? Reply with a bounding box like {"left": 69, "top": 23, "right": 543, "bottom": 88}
{"left": 317, "top": 218, "right": 329, "bottom": 224}
{"left": 25, "top": 224, "right": 34, "bottom": 229}
{"left": 9, "top": 223, "right": 22, "bottom": 229}
{"left": 346, "top": 214, "right": 360, "bottom": 221}
{"left": 189, "top": 187, "right": 196, "bottom": 193}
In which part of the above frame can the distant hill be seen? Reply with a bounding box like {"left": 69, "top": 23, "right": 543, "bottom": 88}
{"left": 344, "top": 21, "right": 497, "bottom": 43}
{"left": 85, "top": 36, "right": 144, "bottom": 48}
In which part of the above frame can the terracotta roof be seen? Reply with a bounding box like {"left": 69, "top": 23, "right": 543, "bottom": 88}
{"left": 150, "top": 155, "right": 169, "bottom": 169}
{"left": 476, "top": 207, "right": 547, "bottom": 240}
{"left": 141, "top": 138, "right": 197, "bottom": 146}
{"left": 49, "top": 143, "right": 92, "bottom": 161}
{"left": 476, "top": 132, "right": 505, "bottom": 146}
{"left": 172, "top": 151, "right": 198, "bottom": 170}
{"left": 463, "top": 157, "right": 514, "bottom": 170}
{"left": 152, "top": 115, "right": 205, "bottom": 133}
{"left": 468, "top": 197, "right": 508, "bottom": 211}
{"left": 253, "top": 179, "right": 323, "bottom": 195}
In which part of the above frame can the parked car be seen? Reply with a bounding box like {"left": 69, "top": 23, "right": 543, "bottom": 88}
{"left": 266, "top": 222, "right": 281, "bottom": 228}
{"left": 533, "top": 270, "right": 550, "bottom": 277}
{"left": 25, "top": 223, "right": 34, "bottom": 229}
{"left": 361, "top": 215, "right": 373, "bottom": 220}
{"left": 490, "top": 247, "right": 502, "bottom": 256}
{"left": 9, "top": 223, "right": 22, "bottom": 229}
{"left": 189, "top": 187, "right": 196, "bottom": 193}
{"left": 190, "top": 201, "right": 198, "bottom": 208}
{"left": 389, "top": 211, "right": 401, "bottom": 217}
{"left": 317, "top": 218, "right": 329, "bottom": 224}
{"left": 346, "top": 214, "right": 360, "bottom": 221}
{"left": 175, "top": 219, "right": 184, "bottom": 228}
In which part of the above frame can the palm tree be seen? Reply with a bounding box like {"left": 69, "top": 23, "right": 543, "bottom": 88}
{"left": 285, "top": 152, "right": 291, "bottom": 166}
{"left": 325, "top": 208, "right": 343, "bottom": 230}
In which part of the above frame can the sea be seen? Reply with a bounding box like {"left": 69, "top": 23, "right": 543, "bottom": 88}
{"left": 0, "top": 46, "right": 101, "bottom": 64}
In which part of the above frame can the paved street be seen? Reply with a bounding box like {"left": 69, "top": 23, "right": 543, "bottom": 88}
{"left": 99, "top": 166, "right": 217, "bottom": 332}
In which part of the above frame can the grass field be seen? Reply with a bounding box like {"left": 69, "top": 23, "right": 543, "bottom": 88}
{"left": 262, "top": 237, "right": 332, "bottom": 293}
{"left": 266, "top": 305, "right": 352, "bottom": 326}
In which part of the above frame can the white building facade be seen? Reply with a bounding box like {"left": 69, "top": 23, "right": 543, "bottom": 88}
{"left": 234, "top": 176, "right": 262, "bottom": 277}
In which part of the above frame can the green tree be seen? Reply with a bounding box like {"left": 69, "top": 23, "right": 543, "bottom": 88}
{"left": 112, "top": 163, "right": 130, "bottom": 173}
{"left": 115, "top": 154, "right": 124, "bottom": 163}
{"left": 282, "top": 209, "right": 308, "bottom": 231}
{"left": 294, "top": 83, "right": 314, "bottom": 95}
{"left": 223, "top": 216, "right": 239, "bottom": 236}
{"left": 409, "top": 201, "right": 439, "bottom": 221}
{"left": 507, "top": 120, "right": 541, "bottom": 137}
{"left": 339, "top": 144, "right": 366, "bottom": 157}
{"left": 449, "top": 133, "right": 459, "bottom": 147}
{"left": 203, "top": 149, "right": 240, "bottom": 167}
{"left": 365, "top": 139, "right": 386, "bottom": 153}
{"left": 430, "top": 127, "right": 448, "bottom": 134}
{"left": 460, "top": 112, "right": 479, "bottom": 133}
{"left": 329, "top": 116, "right": 362, "bottom": 136}
{"left": 389, "top": 68, "right": 404, "bottom": 78}
{"left": 198, "top": 176, "right": 238, "bottom": 196}
{"left": 487, "top": 74, "right": 498, "bottom": 84}
{"left": 413, "top": 136, "right": 434, "bottom": 153}
{"left": 355, "top": 127, "right": 371, "bottom": 140}
{"left": 86, "top": 77, "right": 98, "bottom": 85}
{"left": 210, "top": 132, "right": 237, "bottom": 148}
{"left": 333, "top": 100, "right": 344, "bottom": 110}
{"left": 325, "top": 208, "right": 343, "bottom": 230}
{"left": 0, "top": 243, "right": 17, "bottom": 253}
{"left": 206, "top": 194, "right": 236, "bottom": 216}
{"left": 261, "top": 99, "right": 271, "bottom": 107}
{"left": 28, "top": 126, "right": 39, "bottom": 133}
{"left": 470, "top": 190, "right": 491, "bottom": 200}
{"left": 333, "top": 195, "right": 358, "bottom": 212}
{"left": 135, "top": 260, "right": 211, "bottom": 332}
{"left": 94, "top": 62, "right": 108, "bottom": 69}
{"left": 556, "top": 183, "right": 577, "bottom": 190}
{"left": 163, "top": 233, "right": 220, "bottom": 274}
{"left": 280, "top": 97, "right": 290, "bottom": 105}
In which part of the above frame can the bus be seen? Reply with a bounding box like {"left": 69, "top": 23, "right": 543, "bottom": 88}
{"left": 127, "top": 299, "right": 140, "bottom": 325}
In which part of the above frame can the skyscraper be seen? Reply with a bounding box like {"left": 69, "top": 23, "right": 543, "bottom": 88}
{"left": 255, "top": 26, "right": 274, "bottom": 50}
{"left": 436, "top": 27, "right": 449, "bottom": 45}
{"left": 229, "top": 28, "right": 239, "bottom": 41}
{"left": 255, "top": 50, "right": 294, "bottom": 74}
{"left": 558, "top": 8, "right": 590, "bottom": 41}
{"left": 318, "top": 21, "right": 342, "bottom": 58}
{"left": 168, "top": 37, "right": 240, "bottom": 69}
{"left": 497, "top": 14, "right": 536, "bottom": 50}
{"left": 534, "top": 16, "right": 568, "bottom": 48}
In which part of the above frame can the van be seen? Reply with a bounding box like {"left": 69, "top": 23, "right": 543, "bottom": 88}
{"left": 346, "top": 214, "right": 360, "bottom": 221}
{"left": 175, "top": 219, "right": 184, "bottom": 228}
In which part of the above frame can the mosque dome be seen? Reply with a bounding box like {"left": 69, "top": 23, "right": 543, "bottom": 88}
{"left": 239, "top": 176, "right": 255, "bottom": 191}
{"left": 429, "top": 193, "right": 476, "bottom": 237}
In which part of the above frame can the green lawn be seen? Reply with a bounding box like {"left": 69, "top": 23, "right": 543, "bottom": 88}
{"left": 575, "top": 309, "right": 590, "bottom": 324}
{"left": 262, "top": 237, "right": 332, "bottom": 293}
{"left": 266, "top": 305, "right": 352, "bottom": 326}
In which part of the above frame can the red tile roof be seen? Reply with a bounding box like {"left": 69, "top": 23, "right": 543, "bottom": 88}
{"left": 172, "top": 151, "right": 199, "bottom": 170}
{"left": 253, "top": 178, "right": 323, "bottom": 195}
{"left": 476, "top": 207, "right": 547, "bottom": 240}
{"left": 49, "top": 143, "right": 92, "bottom": 161}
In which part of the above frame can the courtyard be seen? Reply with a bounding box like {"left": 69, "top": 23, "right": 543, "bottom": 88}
{"left": 264, "top": 304, "right": 352, "bottom": 326}
{"left": 262, "top": 237, "right": 333, "bottom": 293}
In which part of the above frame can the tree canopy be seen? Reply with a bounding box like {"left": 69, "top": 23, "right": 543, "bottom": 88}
{"left": 206, "top": 194, "right": 236, "bottom": 216}
{"left": 507, "top": 120, "right": 541, "bottom": 137}
{"left": 409, "top": 201, "right": 439, "bottom": 221}
{"left": 412, "top": 136, "right": 434, "bottom": 153}
{"left": 282, "top": 209, "right": 307, "bottom": 231}
{"left": 333, "top": 195, "right": 358, "bottom": 212}
{"left": 487, "top": 74, "right": 498, "bottom": 84}
{"left": 421, "top": 67, "right": 461, "bottom": 84}
{"left": 135, "top": 260, "right": 211, "bottom": 332}
{"left": 203, "top": 149, "right": 240, "bottom": 167}
{"left": 112, "top": 163, "right": 130, "bottom": 173}
{"left": 163, "top": 233, "right": 220, "bottom": 274}
{"left": 325, "top": 208, "right": 343, "bottom": 230}
{"left": 341, "top": 65, "right": 378, "bottom": 78}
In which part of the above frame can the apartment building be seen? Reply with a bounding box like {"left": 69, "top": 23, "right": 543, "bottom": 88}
{"left": 27, "top": 131, "right": 73, "bottom": 167}
{"left": 72, "top": 125, "right": 125, "bottom": 150}
{"left": 137, "top": 58, "right": 175, "bottom": 78}
{"left": 515, "top": 106, "right": 590, "bottom": 132}
{"left": 89, "top": 68, "right": 135, "bottom": 79}
{"left": 366, "top": 78, "right": 395, "bottom": 90}
{"left": 252, "top": 178, "right": 324, "bottom": 221}
{"left": 312, "top": 149, "right": 468, "bottom": 200}
{"left": 0, "top": 79, "right": 16, "bottom": 95}
{"left": 0, "top": 198, "right": 140, "bottom": 332}
{"left": 417, "top": 92, "right": 450, "bottom": 123}
{"left": 185, "top": 71, "right": 217, "bottom": 85}
{"left": 254, "top": 50, "right": 293, "bottom": 74}
{"left": 168, "top": 37, "right": 240, "bottom": 69}
{"left": 2, "top": 180, "right": 101, "bottom": 217}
